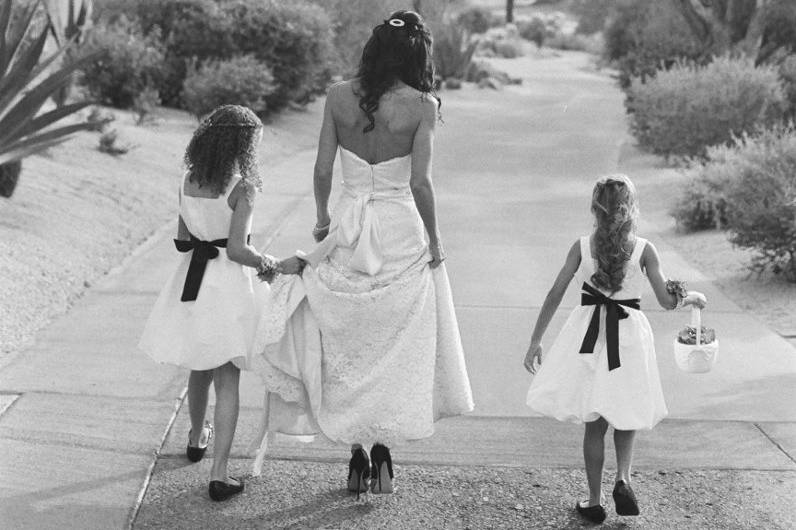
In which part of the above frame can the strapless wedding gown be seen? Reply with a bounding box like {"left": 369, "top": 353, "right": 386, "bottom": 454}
{"left": 250, "top": 147, "right": 474, "bottom": 455}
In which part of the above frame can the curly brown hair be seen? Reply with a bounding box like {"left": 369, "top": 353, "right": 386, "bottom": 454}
{"left": 590, "top": 174, "right": 639, "bottom": 293}
{"left": 184, "top": 105, "right": 263, "bottom": 197}
{"left": 356, "top": 10, "right": 438, "bottom": 133}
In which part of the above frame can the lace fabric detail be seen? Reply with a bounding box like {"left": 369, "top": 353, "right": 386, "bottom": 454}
{"left": 250, "top": 146, "right": 473, "bottom": 445}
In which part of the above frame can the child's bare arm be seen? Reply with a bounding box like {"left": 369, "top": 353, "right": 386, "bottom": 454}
{"left": 226, "top": 185, "right": 262, "bottom": 269}
{"left": 524, "top": 241, "right": 580, "bottom": 373}
{"left": 642, "top": 241, "right": 707, "bottom": 309}
{"left": 530, "top": 241, "right": 581, "bottom": 346}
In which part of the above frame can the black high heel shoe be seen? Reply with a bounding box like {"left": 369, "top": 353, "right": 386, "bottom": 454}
{"left": 186, "top": 422, "right": 213, "bottom": 463}
{"left": 347, "top": 444, "right": 370, "bottom": 500}
{"left": 370, "top": 443, "right": 394, "bottom": 494}
{"left": 208, "top": 477, "right": 244, "bottom": 502}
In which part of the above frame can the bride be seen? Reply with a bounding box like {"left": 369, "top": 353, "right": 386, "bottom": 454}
{"left": 251, "top": 10, "right": 474, "bottom": 497}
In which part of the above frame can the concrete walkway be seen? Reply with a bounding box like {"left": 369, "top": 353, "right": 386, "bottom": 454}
{"left": 2, "top": 52, "right": 795, "bottom": 529}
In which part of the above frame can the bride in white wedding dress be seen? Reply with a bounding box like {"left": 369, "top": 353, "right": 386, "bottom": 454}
{"left": 250, "top": 10, "right": 474, "bottom": 496}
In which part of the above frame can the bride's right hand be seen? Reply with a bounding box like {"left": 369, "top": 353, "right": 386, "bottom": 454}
{"left": 429, "top": 242, "right": 446, "bottom": 269}
{"left": 524, "top": 343, "right": 542, "bottom": 374}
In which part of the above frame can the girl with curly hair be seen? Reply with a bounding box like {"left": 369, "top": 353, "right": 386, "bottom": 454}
{"left": 250, "top": 10, "right": 473, "bottom": 498}
{"left": 139, "top": 105, "right": 303, "bottom": 502}
{"left": 522, "top": 174, "right": 707, "bottom": 523}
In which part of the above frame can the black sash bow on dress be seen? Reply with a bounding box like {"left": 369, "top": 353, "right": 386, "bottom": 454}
{"left": 578, "top": 282, "right": 641, "bottom": 371}
{"left": 174, "top": 235, "right": 228, "bottom": 302}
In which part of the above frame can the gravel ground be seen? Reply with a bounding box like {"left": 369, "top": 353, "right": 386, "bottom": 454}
{"left": 0, "top": 103, "right": 322, "bottom": 363}
{"left": 135, "top": 459, "right": 796, "bottom": 529}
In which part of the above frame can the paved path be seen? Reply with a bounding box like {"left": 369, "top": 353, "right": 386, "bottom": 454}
{"left": 2, "top": 52, "right": 795, "bottom": 529}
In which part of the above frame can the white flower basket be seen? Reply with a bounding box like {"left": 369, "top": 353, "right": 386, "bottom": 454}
{"left": 673, "top": 307, "right": 718, "bottom": 374}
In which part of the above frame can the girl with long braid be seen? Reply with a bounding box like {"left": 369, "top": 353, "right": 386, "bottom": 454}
{"left": 523, "top": 174, "right": 707, "bottom": 523}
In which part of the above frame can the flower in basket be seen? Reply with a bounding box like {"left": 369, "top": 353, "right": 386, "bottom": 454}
{"left": 677, "top": 326, "right": 717, "bottom": 345}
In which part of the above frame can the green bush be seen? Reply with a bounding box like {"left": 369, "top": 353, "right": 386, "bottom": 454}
{"left": 92, "top": 0, "right": 234, "bottom": 107}
{"left": 222, "top": 0, "right": 334, "bottom": 112}
{"left": 182, "top": 55, "right": 275, "bottom": 119}
{"left": 456, "top": 6, "right": 499, "bottom": 35}
{"left": 627, "top": 57, "right": 786, "bottom": 159}
{"left": 546, "top": 31, "right": 604, "bottom": 54}
{"left": 78, "top": 16, "right": 166, "bottom": 108}
{"left": 434, "top": 22, "right": 477, "bottom": 80}
{"left": 571, "top": 0, "right": 615, "bottom": 35}
{"left": 92, "top": 0, "right": 334, "bottom": 114}
{"left": 672, "top": 126, "right": 796, "bottom": 280}
{"left": 723, "top": 127, "right": 796, "bottom": 279}
{"left": 604, "top": 0, "right": 703, "bottom": 89}
{"left": 671, "top": 160, "right": 733, "bottom": 232}
{"left": 308, "top": 0, "right": 407, "bottom": 75}
{"left": 518, "top": 18, "right": 547, "bottom": 48}
{"left": 478, "top": 25, "right": 526, "bottom": 59}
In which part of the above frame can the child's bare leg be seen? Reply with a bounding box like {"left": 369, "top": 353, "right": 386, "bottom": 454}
{"left": 583, "top": 417, "right": 609, "bottom": 505}
{"left": 188, "top": 370, "right": 213, "bottom": 445}
{"left": 210, "top": 362, "right": 240, "bottom": 482}
{"left": 613, "top": 429, "right": 636, "bottom": 483}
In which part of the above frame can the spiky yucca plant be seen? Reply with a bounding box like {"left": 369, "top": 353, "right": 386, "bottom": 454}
{"left": 44, "top": 0, "right": 93, "bottom": 45}
{"left": 0, "top": 0, "right": 102, "bottom": 197}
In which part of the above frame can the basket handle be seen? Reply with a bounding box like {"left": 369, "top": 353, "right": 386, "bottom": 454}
{"left": 691, "top": 306, "right": 701, "bottom": 345}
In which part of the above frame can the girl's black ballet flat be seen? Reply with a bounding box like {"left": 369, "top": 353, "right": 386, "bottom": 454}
{"left": 208, "top": 477, "right": 244, "bottom": 501}
{"left": 186, "top": 423, "right": 213, "bottom": 463}
{"left": 576, "top": 501, "right": 607, "bottom": 524}
{"left": 612, "top": 480, "right": 640, "bottom": 515}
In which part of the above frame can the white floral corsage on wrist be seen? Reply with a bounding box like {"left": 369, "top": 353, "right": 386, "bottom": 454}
{"left": 257, "top": 255, "right": 279, "bottom": 283}
{"left": 665, "top": 279, "right": 688, "bottom": 309}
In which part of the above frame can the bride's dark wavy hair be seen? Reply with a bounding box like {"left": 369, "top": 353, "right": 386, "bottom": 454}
{"left": 355, "top": 10, "right": 438, "bottom": 133}
{"left": 590, "top": 174, "right": 639, "bottom": 293}
{"left": 184, "top": 105, "right": 263, "bottom": 197}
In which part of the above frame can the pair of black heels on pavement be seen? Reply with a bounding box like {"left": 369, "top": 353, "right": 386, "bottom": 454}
{"left": 348, "top": 443, "right": 394, "bottom": 500}
{"left": 186, "top": 423, "right": 245, "bottom": 502}
{"left": 576, "top": 480, "right": 639, "bottom": 524}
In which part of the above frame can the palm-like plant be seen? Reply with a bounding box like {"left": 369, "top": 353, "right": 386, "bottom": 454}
{"left": 0, "top": 0, "right": 102, "bottom": 197}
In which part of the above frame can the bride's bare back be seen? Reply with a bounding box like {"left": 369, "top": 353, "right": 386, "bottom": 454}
{"left": 330, "top": 80, "right": 433, "bottom": 164}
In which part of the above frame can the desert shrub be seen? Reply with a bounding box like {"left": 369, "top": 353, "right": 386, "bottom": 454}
{"left": 91, "top": 0, "right": 233, "bottom": 107}
{"left": 546, "top": 31, "right": 604, "bottom": 54}
{"left": 571, "top": 0, "right": 615, "bottom": 35}
{"left": 222, "top": 0, "right": 334, "bottom": 112}
{"left": 671, "top": 160, "right": 733, "bottom": 232}
{"left": 478, "top": 25, "right": 526, "bottom": 58}
{"left": 722, "top": 127, "right": 796, "bottom": 279}
{"left": 518, "top": 17, "right": 547, "bottom": 48}
{"left": 182, "top": 55, "right": 275, "bottom": 119}
{"left": 78, "top": 16, "right": 166, "bottom": 108}
{"left": 627, "top": 57, "right": 786, "bottom": 159}
{"left": 456, "top": 6, "right": 499, "bottom": 35}
{"left": 309, "top": 0, "right": 409, "bottom": 75}
{"left": 604, "top": 0, "right": 703, "bottom": 89}
{"left": 780, "top": 55, "right": 796, "bottom": 119}
{"left": 132, "top": 86, "right": 160, "bottom": 125}
{"left": 92, "top": 0, "right": 333, "bottom": 114}
{"left": 434, "top": 22, "right": 477, "bottom": 80}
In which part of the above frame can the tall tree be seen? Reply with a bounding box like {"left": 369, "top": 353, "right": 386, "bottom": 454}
{"left": 506, "top": 0, "right": 514, "bottom": 23}
{"left": 672, "top": 0, "right": 796, "bottom": 63}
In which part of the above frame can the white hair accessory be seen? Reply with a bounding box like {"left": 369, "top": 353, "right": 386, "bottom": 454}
{"left": 388, "top": 18, "right": 405, "bottom": 27}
